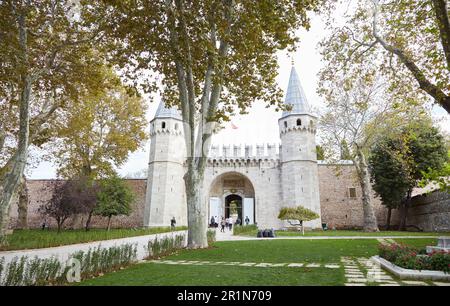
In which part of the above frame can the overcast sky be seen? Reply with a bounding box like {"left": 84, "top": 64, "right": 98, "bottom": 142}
{"left": 28, "top": 11, "right": 449, "bottom": 179}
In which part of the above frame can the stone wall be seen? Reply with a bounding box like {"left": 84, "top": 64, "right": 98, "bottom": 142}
{"left": 10, "top": 166, "right": 390, "bottom": 230}
{"left": 318, "top": 164, "right": 387, "bottom": 229}
{"left": 8, "top": 179, "right": 147, "bottom": 229}
{"left": 391, "top": 191, "right": 450, "bottom": 232}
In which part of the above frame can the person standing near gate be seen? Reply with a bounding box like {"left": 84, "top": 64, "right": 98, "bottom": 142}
{"left": 245, "top": 216, "right": 250, "bottom": 225}
{"left": 170, "top": 217, "right": 176, "bottom": 230}
{"left": 225, "top": 217, "right": 230, "bottom": 231}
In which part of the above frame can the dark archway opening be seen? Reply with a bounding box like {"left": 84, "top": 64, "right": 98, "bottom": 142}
{"left": 225, "top": 194, "right": 243, "bottom": 223}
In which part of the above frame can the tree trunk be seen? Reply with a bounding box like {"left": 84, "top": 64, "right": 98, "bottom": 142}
{"left": 399, "top": 189, "right": 412, "bottom": 231}
{"left": 70, "top": 214, "right": 84, "bottom": 229}
{"left": 386, "top": 207, "right": 391, "bottom": 230}
{"left": 184, "top": 167, "right": 208, "bottom": 248}
{"left": 17, "top": 175, "right": 28, "bottom": 229}
{"left": 85, "top": 211, "right": 93, "bottom": 231}
{"left": 353, "top": 148, "right": 379, "bottom": 232}
{"left": 107, "top": 215, "right": 112, "bottom": 231}
{"left": 0, "top": 14, "right": 32, "bottom": 246}
{"left": 398, "top": 201, "right": 406, "bottom": 231}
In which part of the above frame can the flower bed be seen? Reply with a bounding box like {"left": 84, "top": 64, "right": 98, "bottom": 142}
{"left": 378, "top": 243, "right": 450, "bottom": 273}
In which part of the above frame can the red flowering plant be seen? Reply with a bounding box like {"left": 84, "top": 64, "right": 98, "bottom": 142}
{"left": 378, "top": 243, "right": 450, "bottom": 273}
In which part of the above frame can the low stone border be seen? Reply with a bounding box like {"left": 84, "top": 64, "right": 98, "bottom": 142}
{"left": 371, "top": 255, "right": 450, "bottom": 281}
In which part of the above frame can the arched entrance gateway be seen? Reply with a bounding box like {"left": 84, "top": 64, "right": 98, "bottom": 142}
{"left": 208, "top": 172, "right": 255, "bottom": 225}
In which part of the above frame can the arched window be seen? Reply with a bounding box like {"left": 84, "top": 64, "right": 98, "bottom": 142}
{"left": 296, "top": 119, "right": 302, "bottom": 126}
{"left": 175, "top": 123, "right": 179, "bottom": 130}
{"left": 162, "top": 121, "right": 166, "bottom": 129}
{"left": 284, "top": 121, "right": 287, "bottom": 128}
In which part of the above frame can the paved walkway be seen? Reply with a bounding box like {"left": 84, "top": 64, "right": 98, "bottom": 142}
{"left": 214, "top": 228, "right": 439, "bottom": 242}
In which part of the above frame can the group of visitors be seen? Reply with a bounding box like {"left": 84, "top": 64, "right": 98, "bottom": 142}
{"left": 210, "top": 215, "right": 251, "bottom": 232}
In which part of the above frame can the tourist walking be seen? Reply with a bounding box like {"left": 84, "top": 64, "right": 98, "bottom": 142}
{"left": 214, "top": 216, "right": 219, "bottom": 228}
{"left": 170, "top": 217, "right": 176, "bottom": 230}
{"left": 220, "top": 217, "right": 226, "bottom": 232}
{"left": 210, "top": 216, "right": 215, "bottom": 228}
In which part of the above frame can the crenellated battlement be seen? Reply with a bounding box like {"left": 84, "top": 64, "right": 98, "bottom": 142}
{"left": 208, "top": 143, "right": 281, "bottom": 160}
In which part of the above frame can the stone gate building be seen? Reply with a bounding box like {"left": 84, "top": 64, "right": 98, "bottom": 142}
{"left": 9, "top": 66, "right": 397, "bottom": 231}
{"left": 144, "top": 66, "right": 327, "bottom": 229}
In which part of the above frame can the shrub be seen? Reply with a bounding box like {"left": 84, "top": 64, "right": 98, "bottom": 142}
{"left": 428, "top": 251, "right": 450, "bottom": 273}
{"left": 0, "top": 256, "right": 65, "bottom": 286}
{"left": 72, "top": 243, "right": 137, "bottom": 278}
{"left": 378, "top": 243, "right": 450, "bottom": 273}
{"left": 0, "top": 243, "right": 138, "bottom": 286}
{"left": 146, "top": 234, "right": 185, "bottom": 259}
{"left": 207, "top": 230, "right": 216, "bottom": 244}
{"left": 233, "top": 224, "right": 257, "bottom": 236}
{"left": 278, "top": 206, "right": 319, "bottom": 222}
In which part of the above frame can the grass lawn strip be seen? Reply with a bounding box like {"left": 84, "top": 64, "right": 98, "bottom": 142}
{"left": 1, "top": 227, "right": 187, "bottom": 251}
{"left": 77, "top": 238, "right": 447, "bottom": 286}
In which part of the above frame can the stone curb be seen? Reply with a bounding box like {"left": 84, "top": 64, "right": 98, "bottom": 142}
{"left": 371, "top": 255, "right": 450, "bottom": 281}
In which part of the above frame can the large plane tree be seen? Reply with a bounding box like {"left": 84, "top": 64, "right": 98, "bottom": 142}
{"left": 97, "top": 0, "right": 324, "bottom": 248}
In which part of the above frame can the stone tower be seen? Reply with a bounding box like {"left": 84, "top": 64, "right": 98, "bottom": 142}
{"left": 279, "top": 66, "right": 322, "bottom": 228}
{"left": 143, "top": 101, "right": 187, "bottom": 227}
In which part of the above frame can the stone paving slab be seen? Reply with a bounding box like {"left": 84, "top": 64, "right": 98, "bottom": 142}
{"left": 151, "top": 260, "right": 340, "bottom": 269}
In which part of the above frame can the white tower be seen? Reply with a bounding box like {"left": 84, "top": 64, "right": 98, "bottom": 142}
{"left": 143, "top": 101, "right": 187, "bottom": 227}
{"left": 279, "top": 66, "right": 322, "bottom": 229}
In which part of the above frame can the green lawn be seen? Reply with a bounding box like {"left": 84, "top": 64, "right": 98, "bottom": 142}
{"left": 79, "top": 238, "right": 437, "bottom": 286}
{"left": 235, "top": 228, "right": 450, "bottom": 237}
{"left": 0, "top": 227, "right": 187, "bottom": 251}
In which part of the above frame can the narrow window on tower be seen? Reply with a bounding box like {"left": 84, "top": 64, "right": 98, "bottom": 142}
{"left": 348, "top": 187, "right": 357, "bottom": 198}
{"left": 296, "top": 119, "right": 302, "bottom": 126}
{"left": 284, "top": 121, "right": 287, "bottom": 128}
{"left": 162, "top": 121, "right": 166, "bottom": 129}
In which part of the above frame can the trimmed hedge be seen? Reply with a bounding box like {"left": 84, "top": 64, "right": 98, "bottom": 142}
{"left": 233, "top": 224, "right": 258, "bottom": 236}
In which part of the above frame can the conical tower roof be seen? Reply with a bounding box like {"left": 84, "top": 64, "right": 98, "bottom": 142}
{"left": 281, "top": 66, "right": 311, "bottom": 117}
{"left": 154, "top": 100, "right": 182, "bottom": 120}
